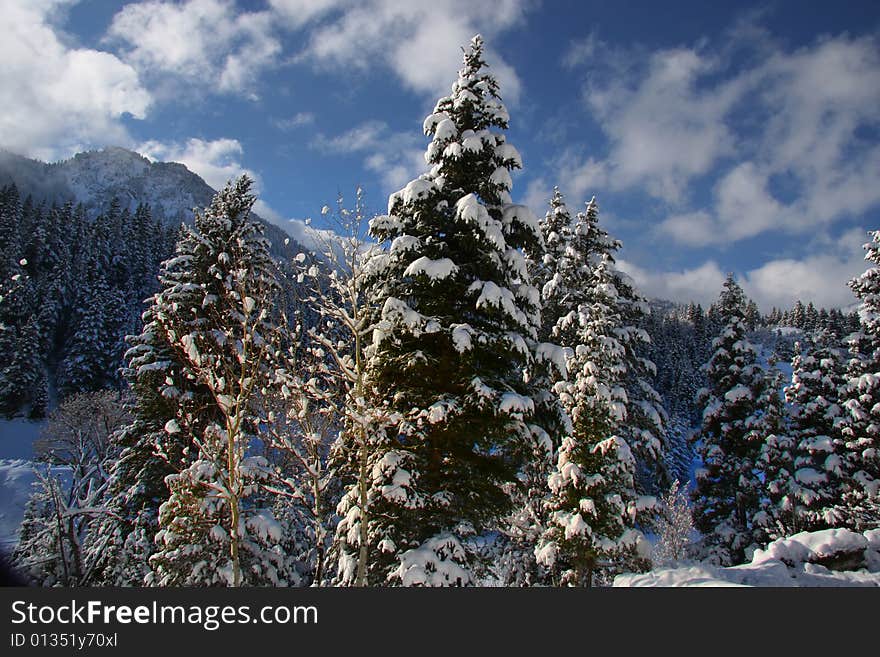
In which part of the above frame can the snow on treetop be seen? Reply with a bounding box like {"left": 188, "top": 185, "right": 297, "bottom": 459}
{"left": 390, "top": 235, "right": 421, "bottom": 254}
{"left": 388, "top": 178, "right": 435, "bottom": 213}
{"left": 423, "top": 111, "right": 450, "bottom": 135}
{"left": 469, "top": 279, "right": 528, "bottom": 328}
{"left": 535, "top": 342, "right": 568, "bottom": 378}
{"left": 460, "top": 129, "right": 497, "bottom": 153}
{"left": 490, "top": 167, "right": 513, "bottom": 191}
{"left": 393, "top": 533, "right": 472, "bottom": 587}
{"left": 724, "top": 384, "right": 753, "bottom": 403}
{"left": 456, "top": 194, "right": 505, "bottom": 249}
{"left": 403, "top": 256, "right": 459, "bottom": 281}
{"left": 370, "top": 214, "right": 403, "bottom": 233}
{"left": 503, "top": 248, "right": 528, "bottom": 279}
{"left": 501, "top": 204, "right": 541, "bottom": 236}
{"left": 453, "top": 88, "right": 480, "bottom": 109}
{"left": 380, "top": 297, "right": 424, "bottom": 330}
{"left": 494, "top": 143, "right": 522, "bottom": 168}
{"left": 451, "top": 323, "right": 473, "bottom": 353}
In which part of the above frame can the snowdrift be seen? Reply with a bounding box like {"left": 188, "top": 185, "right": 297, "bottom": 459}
{"left": 615, "top": 528, "right": 880, "bottom": 587}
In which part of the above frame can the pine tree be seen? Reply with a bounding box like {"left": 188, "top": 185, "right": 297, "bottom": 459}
{"left": 750, "top": 362, "right": 794, "bottom": 540}
{"left": 838, "top": 230, "right": 880, "bottom": 529}
{"left": 145, "top": 176, "right": 291, "bottom": 586}
{"left": 341, "top": 35, "right": 550, "bottom": 586}
{"left": 762, "top": 335, "right": 849, "bottom": 537}
{"left": 494, "top": 188, "right": 571, "bottom": 586}
{"left": 532, "top": 194, "right": 664, "bottom": 584}
{"left": 691, "top": 274, "right": 766, "bottom": 565}
{"left": 0, "top": 259, "right": 44, "bottom": 418}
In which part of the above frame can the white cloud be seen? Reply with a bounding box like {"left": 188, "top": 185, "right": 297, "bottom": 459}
{"left": 618, "top": 259, "right": 728, "bottom": 308}
{"left": 584, "top": 46, "right": 743, "bottom": 202}
{"left": 0, "top": 0, "right": 151, "bottom": 159}
{"left": 267, "top": 0, "right": 342, "bottom": 28}
{"left": 107, "top": 0, "right": 281, "bottom": 95}
{"left": 296, "top": 0, "right": 528, "bottom": 102}
{"left": 619, "top": 230, "right": 866, "bottom": 310}
{"left": 310, "top": 120, "right": 425, "bottom": 192}
{"left": 274, "top": 112, "right": 316, "bottom": 131}
{"left": 655, "top": 211, "right": 716, "bottom": 247}
{"left": 137, "top": 137, "right": 258, "bottom": 191}
{"left": 564, "top": 29, "right": 880, "bottom": 247}
{"left": 742, "top": 253, "right": 860, "bottom": 310}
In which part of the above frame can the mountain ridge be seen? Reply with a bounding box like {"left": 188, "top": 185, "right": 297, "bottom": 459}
{"left": 0, "top": 147, "right": 301, "bottom": 259}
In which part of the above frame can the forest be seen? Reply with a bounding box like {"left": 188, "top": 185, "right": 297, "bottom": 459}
{"left": 1, "top": 37, "right": 878, "bottom": 587}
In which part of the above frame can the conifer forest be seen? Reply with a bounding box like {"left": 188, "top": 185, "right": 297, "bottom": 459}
{"left": 1, "top": 36, "right": 878, "bottom": 588}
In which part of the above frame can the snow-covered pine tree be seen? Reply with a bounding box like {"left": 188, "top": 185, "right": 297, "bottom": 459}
{"left": 749, "top": 361, "right": 794, "bottom": 541}
{"left": 761, "top": 335, "right": 849, "bottom": 538}
{"left": 691, "top": 274, "right": 766, "bottom": 565}
{"left": 534, "top": 206, "right": 653, "bottom": 585}
{"left": 343, "top": 35, "right": 551, "bottom": 586}
{"left": 494, "top": 188, "right": 571, "bottom": 586}
{"left": 0, "top": 258, "right": 45, "bottom": 418}
{"left": 145, "top": 176, "right": 291, "bottom": 586}
{"left": 839, "top": 230, "right": 880, "bottom": 529}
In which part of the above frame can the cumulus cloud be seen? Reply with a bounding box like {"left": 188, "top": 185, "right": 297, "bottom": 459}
{"left": 583, "top": 46, "right": 744, "bottom": 202}
{"left": 617, "top": 259, "right": 728, "bottom": 308}
{"left": 563, "top": 27, "right": 880, "bottom": 247}
{"left": 107, "top": 0, "right": 281, "bottom": 95}
{"left": 293, "top": 0, "right": 528, "bottom": 102}
{"left": 310, "top": 120, "right": 425, "bottom": 193}
{"left": 0, "top": 0, "right": 151, "bottom": 159}
{"left": 138, "top": 137, "right": 258, "bottom": 191}
{"left": 619, "top": 228, "right": 867, "bottom": 310}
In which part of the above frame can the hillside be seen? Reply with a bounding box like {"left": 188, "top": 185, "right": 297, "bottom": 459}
{"left": 0, "top": 147, "right": 301, "bottom": 259}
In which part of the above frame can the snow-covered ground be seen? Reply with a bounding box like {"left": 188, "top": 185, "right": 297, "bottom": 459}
{"left": 0, "top": 419, "right": 42, "bottom": 553}
{"left": 615, "top": 529, "right": 880, "bottom": 587}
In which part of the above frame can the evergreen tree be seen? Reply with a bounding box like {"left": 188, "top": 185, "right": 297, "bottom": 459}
{"left": 0, "top": 260, "right": 45, "bottom": 418}
{"left": 838, "top": 230, "right": 880, "bottom": 529}
{"left": 750, "top": 362, "right": 794, "bottom": 540}
{"left": 495, "top": 188, "right": 571, "bottom": 586}
{"left": 533, "top": 195, "right": 662, "bottom": 586}
{"left": 764, "top": 335, "right": 849, "bottom": 536}
{"left": 341, "top": 35, "right": 550, "bottom": 586}
{"left": 691, "top": 274, "right": 766, "bottom": 565}
{"left": 145, "top": 176, "right": 291, "bottom": 586}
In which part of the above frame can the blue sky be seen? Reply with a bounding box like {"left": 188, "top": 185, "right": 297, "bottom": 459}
{"left": 2, "top": 0, "right": 879, "bottom": 310}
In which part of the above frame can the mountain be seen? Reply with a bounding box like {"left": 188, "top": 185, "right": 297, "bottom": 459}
{"left": 0, "top": 147, "right": 301, "bottom": 258}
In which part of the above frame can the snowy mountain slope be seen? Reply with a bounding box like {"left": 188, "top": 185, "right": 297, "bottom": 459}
{"left": 0, "top": 147, "right": 301, "bottom": 258}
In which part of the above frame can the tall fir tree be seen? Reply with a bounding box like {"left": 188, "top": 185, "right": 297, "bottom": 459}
{"left": 144, "top": 176, "right": 292, "bottom": 586}
{"left": 495, "top": 188, "right": 571, "bottom": 586}
{"left": 761, "top": 335, "right": 849, "bottom": 538}
{"left": 336, "top": 35, "right": 552, "bottom": 586}
{"left": 839, "top": 230, "right": 880, "bottom": 529}
{"left": 691, "top": 274, "right": 766, "bottom": 565}
{"left": 534, "top": 197, "right": 657, "bottom": 585}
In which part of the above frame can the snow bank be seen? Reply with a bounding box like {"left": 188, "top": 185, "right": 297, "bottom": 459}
{"left": 615, "top": 529, "right": 880, "bottom": 587}
{"left": 0, "top": 460, "right": 35, "bottom": 553}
